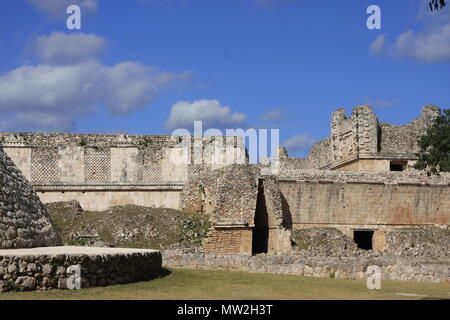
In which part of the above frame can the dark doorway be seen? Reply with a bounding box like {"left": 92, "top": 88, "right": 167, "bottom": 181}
{"left": 390, "top": 161, "right": 406, "bottom": 171}
{"left": 354, "top": 230, "right": 374, "bottom": 250}
{"left": 252, "top": 181, "right": 269, "bottom": 254}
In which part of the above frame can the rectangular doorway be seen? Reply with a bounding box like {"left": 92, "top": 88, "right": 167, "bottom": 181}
{"left": 353, "top": 230, "right": 374, "bottom": 250}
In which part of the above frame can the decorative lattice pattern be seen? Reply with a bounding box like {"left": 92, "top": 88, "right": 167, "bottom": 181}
{"left": 31, "top": 148, "right": 59, "bottom": 182}
{"left": 84, "top": 148, "right": 111, "bottom": 182}
{"left": 141, "top": 166, "right": 162, "bottom": 181}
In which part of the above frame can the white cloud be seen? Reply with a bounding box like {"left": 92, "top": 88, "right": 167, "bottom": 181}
{"left": 0, "top": 32, "right": 190, "bottom": 132}
{"left": 0, "top": 60, "right": 188, "bottom": 116}
{"left": 391, "top": 24, "right": 450, "bottom": 62}
{"left": 370, "top": 34, "right": 386, "bottom": 55}
{"left": 284, "top": 134, "right": 316, "bottom": 155}
{"left": 26, "top": 0, "right": 98, "bottom": 18}
{"left": 34, "top": 32, "right": 106, "bottom": 65}
{"left": 0, "top": 112, "right": 75, "bottom": 132}
{"left": 370, "top": 3, "right": 450, "bottom": 63}
{"left": 260, "top": 108, "right": 286, "bottom": 121}
{"left": 165, "top": 99, "right": 246, "bottom": 130}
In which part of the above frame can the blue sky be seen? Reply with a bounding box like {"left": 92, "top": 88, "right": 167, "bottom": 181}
{"left": 0, "top": 0, "right": 449, "bottom": 156}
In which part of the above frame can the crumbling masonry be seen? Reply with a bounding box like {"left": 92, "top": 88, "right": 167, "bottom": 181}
{"left": 0, "top": 105, "right": 449, "bottom": 257}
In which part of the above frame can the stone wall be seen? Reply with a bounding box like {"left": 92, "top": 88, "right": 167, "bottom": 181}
{"left": 202, "top": 227, "right": 253, "bottom": 255}
{"left": 278, "top": 179, "right": 449, "bottom": 227}
{"left": 183, "top": 165, "right": 449, "bottom": 255}
{"left": 290, "top": 226, "right": 449, "bottom": 257}
{"left": 0, "top": 247, "right": 163, "bottom": 292}
{"left": 0, "top": 132, "right": 246, "bottom": 184}
{"left": 182, "top": 165, "right": 260, "bottom": 225}
{"left": 0, "top": 132, "right": 246, "bottom": 211}
{"left": 385, "top": 227, "right": 450, "bottom": 257}
{"left": 162, "top": 250, "right": 450, "bottom": 283}
{"left": 306, "top": 138, "right": 332, "bottom": 169}
{"left": 379, "top": 105, "right": 440, "bottom": 154}
{"left": 277, "top": 138, "right": 333, "bottom": 171}
{"left": 35, "top": 188, "right": 183, "bottom": 211}
{"left": 277, "top": 167, "right": 450, "bottom": 185}
{"left": 183, "top": 165, "right": 292, "bottom": 255}
{"left": 0, "top": 146, "right": 61, "bottom": 249}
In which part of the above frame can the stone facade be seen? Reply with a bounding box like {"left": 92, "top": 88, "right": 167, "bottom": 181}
{"left": 0, "top": 132, "right": 246, "bottom": 211}
{"left": 278, "top": 176, "right": 449, "bottom": 227}
{"left": 0, "top": 132, "right": 246, "bottom": 184}
{"left": 180, "top": 158, "right": 449, "bottom": 255}
{"left": 0, "top": 146, "right": 61, "bottom": 249}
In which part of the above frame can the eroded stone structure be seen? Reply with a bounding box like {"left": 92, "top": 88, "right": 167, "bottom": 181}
{"left": 1, "top": 105, "right": 449, "bottom": 263}
{"left": 0, "top": 145, "right": 164, "bottom": 292}
{"left": 280, "top": 105, "right": 441, "bottom": 171}
{"left": 183, "top": 165, "right": 291, "bottom": 255}
{"left": 0, "top": 146, "right": 61, "bottom": 248}
{"left": 181, "top": 105, "right": 449, "bottom": 256}
{"left": 0, "top": 133, "right": 246, "bottom": 211}
{"left": 181, "top": 164, "right": 450, "bottom": 255}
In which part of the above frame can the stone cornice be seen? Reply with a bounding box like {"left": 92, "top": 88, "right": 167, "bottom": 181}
{"left": 33, "top": 182, "right": 185, "bottom": 192}
{"left": 321, "top": 152, "right": 418, "bottom": 170}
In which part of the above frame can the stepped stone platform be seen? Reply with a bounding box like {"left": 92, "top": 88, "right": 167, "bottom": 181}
{"left": 0, "top": 246, "right": 163, "bottom": 292}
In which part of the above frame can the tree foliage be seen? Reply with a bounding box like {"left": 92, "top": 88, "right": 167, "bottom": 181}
{"left": 429, "top": 0, "right": 446, "bottom": 11}
{"left": 414, "top": 109, "right": 450, "bottom": 174}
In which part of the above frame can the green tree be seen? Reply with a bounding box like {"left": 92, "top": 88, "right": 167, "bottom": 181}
{"left": 414, "top": 109, "right": 450, "bottom": 174}
{"left": 429, "top": 0, "right": 446, "bottom": 11}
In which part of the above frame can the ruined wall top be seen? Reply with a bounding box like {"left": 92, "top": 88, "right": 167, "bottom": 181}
{"left": 331, "top": 105, "right": 378, "bottom": 163}
{"left": 0, "top": 132, "right": 245, "bottom": 149}
{"left": 0, "top": 132, "right": 247, "bottom": 185}
{"left": 276, "top": 168, "right": 450, "bottom": 185}
{"left": 281, "top": 105, "right": 442, "bottom": 170}
{"left": 182, "top": 164, "right": 260, "bottom": 226}
{"left": 379, "top": 105, "right": 441, "bottom": 154}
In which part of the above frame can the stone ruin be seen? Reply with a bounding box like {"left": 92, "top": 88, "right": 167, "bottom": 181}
{"left": 179, "top": 106, "right": 449, "bottom": 261}
{"left": 279, "top": 105, "right": 441, "bottom": 171}
{"left": 0, "top": 146, "right": 61, "bottom": 248}
{"left": 0, "top": 105, "right": 448, "bottom": 285}
{"left": 0, "top": 146, "right": 163, "bottom": 292}
{"left": 183, "top": 165, "right": 291, "bottom": 255}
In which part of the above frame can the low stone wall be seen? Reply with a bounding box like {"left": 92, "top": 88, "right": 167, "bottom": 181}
{"left": 0, "top": 247, "right": 163, "bottom": 292}
{"left": 162, "top": 250, "right": 450, "bottom": 283}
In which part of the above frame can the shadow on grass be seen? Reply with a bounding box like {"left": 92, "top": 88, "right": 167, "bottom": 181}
{"left": 153, "top": 267, "right": 172, "bottom": 280}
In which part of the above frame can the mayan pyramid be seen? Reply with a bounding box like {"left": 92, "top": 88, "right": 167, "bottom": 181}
{"left": 0, "top": 146, "right": 61, "bottom": 248}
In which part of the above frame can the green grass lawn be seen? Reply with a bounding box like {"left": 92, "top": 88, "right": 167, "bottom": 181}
{"left": 1, "top": 268, "right": 449, "bottom": 300}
